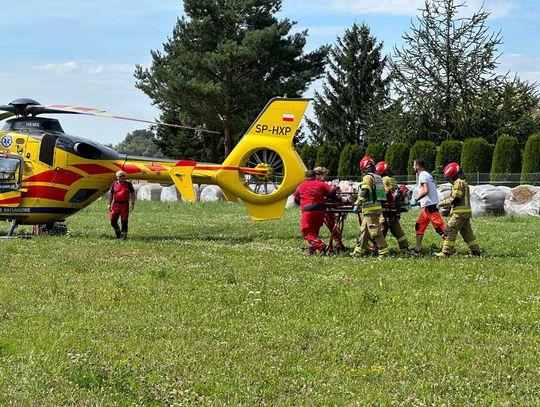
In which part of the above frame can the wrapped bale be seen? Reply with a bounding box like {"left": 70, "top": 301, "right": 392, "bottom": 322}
{"left": 137, "top": 184, "right": 163, "bottom": 201}
{"left": 469, "top": 184, "right": 508, "bottom": 216}
{"left": 160, "top": 185, "right": 181, "bottom": 202}
{"left": 200, "top": 185, "right": 224, "bottom": 202}
{"left": 286, "top": 194, "right": 297, "bottom": 209}
{"left": 437, "top": 183, "right": 452, "bottom": 216}
{"left": 504, "top": 185, "right": 540, "bottom": 216}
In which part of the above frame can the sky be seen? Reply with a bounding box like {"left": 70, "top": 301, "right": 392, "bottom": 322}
{"left": 1, "top": 0, "right": 539, "bottom": 146}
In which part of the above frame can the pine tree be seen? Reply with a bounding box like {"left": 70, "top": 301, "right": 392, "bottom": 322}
{"left": 306, "top": 23, "right": 390, "bottom": 149}
{"left": 392, "top": 0, "right": 505, "bottom": 143}
{"left": 135, "top": 0, "right": 328, "bottom": 161}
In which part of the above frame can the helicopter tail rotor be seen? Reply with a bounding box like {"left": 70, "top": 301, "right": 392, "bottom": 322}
{"left": 213, "top": 97, "right": 309, "bottom": 221}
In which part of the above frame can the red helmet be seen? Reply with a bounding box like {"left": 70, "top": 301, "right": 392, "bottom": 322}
{"left": 359, "top": 156, "right": 375, "bottom": 172}
{"left": 443, "top": 162, "right": 460, "bottom": 178}
{"left": 375, "top": 161, "right": 389, "bottom": 176}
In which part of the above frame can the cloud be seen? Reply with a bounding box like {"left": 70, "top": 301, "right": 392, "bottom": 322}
{"left": 34, "top": 61, "right": 79, "bottom": 74}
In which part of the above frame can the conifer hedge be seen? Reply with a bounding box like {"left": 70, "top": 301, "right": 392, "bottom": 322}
{"left": 365, "top": 143, "right": 387, "bottom": 165}
{"left": 315, "top": 144, "right": 340, "bottom": 176}
{"left": 491, "top": 135, "right": 521, "bottom": 182}
{"left": 338, "top": 144, "right": 364, "bottom": 179}
{"left": 299, "top": 145, "right": 317, "bottom": 170}
{"left": 521, "top": 133, "right": 540, "bottom": 183}
{"left": 460, "top": 138, "right": 492, "bottom": 174}
{"left": 384, "top": 142, "right": 409, "bottom": 176}
{"left": 408, "top": 140, "right": 437, "bottom": 176}
{"left": 435, "top": 140, "right": 462, "bottom": 173}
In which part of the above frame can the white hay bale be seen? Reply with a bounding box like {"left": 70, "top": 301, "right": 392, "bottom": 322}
{"left": 286, "top": 194, "right": 298, "bottom": 209}
{"left": 160, "top": 185, "right": 181, "bottom": 202}
{"left": 200, "top": 185, "right": 224, "bottom": 202}
{"left": 504, "top": 185, "right": 540, "bottom": 216}
{"left": 137, "top": 184, "right": 163, "bottom": 201}
{"left": 470, "top": 184, "right": 508, "bottom": 216}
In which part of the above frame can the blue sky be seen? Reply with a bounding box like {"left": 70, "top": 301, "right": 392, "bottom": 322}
{"left": 1, "top": 0, "right": 539, "bottom": 146}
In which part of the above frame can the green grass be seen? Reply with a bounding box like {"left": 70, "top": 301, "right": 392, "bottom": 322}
{"left": 1, "top": 201, "right": 540, "bottom": 405}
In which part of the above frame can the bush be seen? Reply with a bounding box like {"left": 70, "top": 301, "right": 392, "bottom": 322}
{"left": 315, "top": 144, "right": 340, "bottom": 176}
{"left": 491, "top": 135, "right": 522, "bottom": 182}
{"left": 384, "top": 143, "right": 410, "bottom": 176}
{"left": 365, "top": 143, "right": 387, "bottom": 165}
{"left": 338, "top": 144, "right": 364, "bottom": 179}
{"left": 435, "top": 140, "right": 463, "bottom": 174}
{"left": 299, "top": 145, "right": 317, "bottom": 170}
{"left": 408, "top": 141, "right": 437, "bottom": 176}
{"left": 521, "top": 133, "right": 540, "bottom": 183}
{"left": 460, "top": 138, "right": 492, "bottom": 174}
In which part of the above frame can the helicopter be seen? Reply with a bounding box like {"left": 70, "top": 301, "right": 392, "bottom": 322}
{"left": 0, "top": 97, "right": 309, "bottom": 236}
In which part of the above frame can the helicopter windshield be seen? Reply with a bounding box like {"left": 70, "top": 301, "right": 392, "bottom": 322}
{"left": 0, "top": 157, "right": 19, "bottom": 182}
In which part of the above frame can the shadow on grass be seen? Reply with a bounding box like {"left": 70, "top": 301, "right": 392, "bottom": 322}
{"left": 98, "top": 233, "right": 260, "bottom": 244}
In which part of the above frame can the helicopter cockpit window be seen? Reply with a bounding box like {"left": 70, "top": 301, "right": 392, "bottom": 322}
{"left": 69, "top": 188, "right": 99, "bottom": 203}
{"left": 0, "top": 158, "right": 19, "bottom": 181}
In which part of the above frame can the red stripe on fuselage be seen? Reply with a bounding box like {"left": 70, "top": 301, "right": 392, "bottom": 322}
{"left": 114, "top": 163, "right": 142, "bottom": 174}
{"left": 72, "top": 164, "right": 116, "bottom": 174}
{"left": 23, "top": 186, "right": 67, "bottom": 201}
{"left": 145, "top": 165, "right": 167, "bottom": 172}
{"left": 24, "top": 169, "right": 83, "bottom": 186}
{"left": 0, "top": 197, "right": 21, "bottom": 205}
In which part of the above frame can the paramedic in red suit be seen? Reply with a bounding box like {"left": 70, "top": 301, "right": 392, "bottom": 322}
{"left": 293, "top": 169, "right": 337, "bottom": 255}
{"left": 108, "top": 170, "right": 136, "bottom": 240}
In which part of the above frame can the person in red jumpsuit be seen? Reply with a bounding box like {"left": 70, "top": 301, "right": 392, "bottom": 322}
{"left": 314, "top": 167, "right": 346, "bottom": 252}
{"left": 294, "top": 169, "right": 337, "bottom": 255}
{"left": 108, "top": 170, "right": 136, "bottom": 240}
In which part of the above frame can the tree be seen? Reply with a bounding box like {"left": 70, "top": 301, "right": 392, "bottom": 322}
{"left": 435, "top": 140, "right": 462, "bottom": 173}
{"left": 299, "top": 144, "right": 317, "bottom": 170}
{"left": 135, "top": 0, "right": 328, "bottom": 161}
{"left": 460, "top": 137, "right": 492, "bottom": 174}
{"left": 307, "top": 23, "right": 390, "bottom": 149}
{"left": 408, "top": 140, "right": 437, "bottom": 176}
{"left": 392, "top": 0, "right": 506, "bottom": 143}
{"left": 114, "top": 129, "right": 164, "bottom": 157}
{"left": 338, "top": 144, "right": 364, "bottom": 179}
{"left": 315, "top": 144, "right": 339, "bottom": 176}
{"left": 491, "top": 135, "right": 521, "bottom": 183}
{"left": 522, "top": 134, "right": 540, "bottom": 183}
{"left": 365, "top": 142, "right": 386, "bottom": 164}
{"left": 384, "top": 142, "right": 410, "bottom": 175}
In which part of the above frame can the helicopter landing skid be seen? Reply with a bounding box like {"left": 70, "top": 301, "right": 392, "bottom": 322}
{"left": 0, "top": 219, "right": 32, "bottom": 239}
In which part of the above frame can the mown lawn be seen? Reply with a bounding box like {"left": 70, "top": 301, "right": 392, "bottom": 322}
{"left": 1, "top": 201, "right": 539, "bottom": 406}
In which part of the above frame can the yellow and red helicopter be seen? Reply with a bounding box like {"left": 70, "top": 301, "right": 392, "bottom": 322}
{"left": 0, "top": 97, "right": 309, "bottom": 236}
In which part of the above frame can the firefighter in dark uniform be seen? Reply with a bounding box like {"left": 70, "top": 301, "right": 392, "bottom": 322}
{"left": 375, "top": 161, "right": 413, "bottom": 252}
{"left": 108, "top": 170, "right": 136, "bottom": 240}
{"left": 294, "top": 169, "right": 337, "bottom": 255}
{"left": 435, "top": 162, "right": 480, "bottom": 258}
{"left": 351, "top": 157, "right": 389, "bottom": 258}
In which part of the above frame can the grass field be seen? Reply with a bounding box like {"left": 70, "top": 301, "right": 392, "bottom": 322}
{"left": 1, "top": 200, "right": 540, "bottom": 405}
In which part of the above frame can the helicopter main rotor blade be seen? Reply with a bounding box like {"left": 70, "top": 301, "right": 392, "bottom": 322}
{"left": 0, "top": 112, "right": 14, "bottom": 121}
{"left": 46, "top": 104, "right": 221, "bottom": 134}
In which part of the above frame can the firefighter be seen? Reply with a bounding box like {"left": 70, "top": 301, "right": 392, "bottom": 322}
{"left": 375, "top": 161, "right": 414, "bottom": 253}
{"left": 314, "top": 166, "right": 346, "bottom": 252}
{"left": 294, "top": 169, "right": 337, "bottom": 255}
{"left": 351, "top": 157, "right": 389, "bottom": 258}
{"left": 410, "top": 158, "right": 445, "bottom": 254}
{"left": 435, "top": 162, "right": 481, "bottom": 258}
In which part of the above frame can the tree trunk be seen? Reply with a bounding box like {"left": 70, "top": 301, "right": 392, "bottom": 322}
{"left": 224, "top": 126, "right": 233, "bottom": 157}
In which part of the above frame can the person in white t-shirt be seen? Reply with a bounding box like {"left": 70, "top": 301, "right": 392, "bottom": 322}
{"left": 409, "top": 159, "right": 446, "bottom": 254}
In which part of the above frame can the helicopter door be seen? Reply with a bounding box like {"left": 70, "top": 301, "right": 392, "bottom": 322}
{"left": 0, "top": 154, "right": 24, "bottom": 207}
{"left": 39, "top": 133, "right": 59, "bottom": 166}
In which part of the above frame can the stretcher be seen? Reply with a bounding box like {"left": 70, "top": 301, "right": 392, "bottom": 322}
{"left": 324, "top": 193, "right": 361, "bottom": 252}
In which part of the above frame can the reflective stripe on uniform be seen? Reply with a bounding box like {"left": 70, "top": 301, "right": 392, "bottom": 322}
{"left": 453, "top": 208, "right": 472, "bottom": 213}
{"left": 378, "top": 247, "right": 390, "bottom": 255}
{"left": 467, "top": 240, "right": 478, "bottom": 247}
{"left": 362, "top": 205, "right": 382, "bottom": 212}
{"left": 445, "top": 240, "right": 455, "bottom": 246}
{"left": 397, "top": 235, "right": 408, "bottom": 242}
